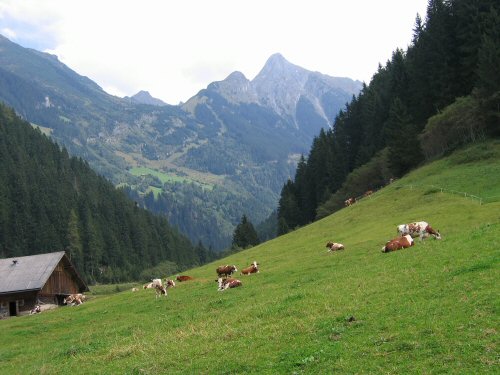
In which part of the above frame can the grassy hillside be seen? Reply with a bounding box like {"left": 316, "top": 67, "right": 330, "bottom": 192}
{"left": 1, "top": 140, "right": 499, "bottom": 374}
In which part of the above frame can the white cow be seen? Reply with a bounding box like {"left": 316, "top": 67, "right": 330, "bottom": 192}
{"left": 397, "top": 221, "right": 441, "bottom": 240}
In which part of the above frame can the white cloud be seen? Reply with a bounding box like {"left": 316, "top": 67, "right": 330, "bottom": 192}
{"left": 1, "top": 27, "right": 16, "bottom": 39}
{"left": 0, "top": 0, "right": 428, "bottom": 104}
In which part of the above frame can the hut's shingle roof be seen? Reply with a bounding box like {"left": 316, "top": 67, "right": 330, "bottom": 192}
{"left": 0, "top": 251, "right": 86, "bottom": 294}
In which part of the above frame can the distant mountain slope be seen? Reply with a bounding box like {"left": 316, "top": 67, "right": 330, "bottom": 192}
{"left": 0, "top": 103, "right": 213, "bottom": 283}
{"left": 0, "top": 34, "right": 362, "bottom": 250}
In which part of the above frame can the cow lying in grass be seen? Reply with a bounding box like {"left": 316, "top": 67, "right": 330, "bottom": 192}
{"left": 326, "top": 241, "right": 345, "bottom": 252}
{"left": 30, "top": 305, "right": 41, "bottom": 314}
{"left": 176, "top": 275, "right": 194, "bottom": 282}
{"left": 165, "top": 279, "right": 176, "bottom": 288}
{"left": 382, "top": 234, "right": 414, "bottom": 253}
{"left": 241, "top": 261, "right": 259, "bottom": 275}
{"left": 216, "top": 277, "right": 242, "bottom": 291}
{"left": 397, "top": 221, "right": 441, "bottom": 240}
{"left": 64, "top": 293, "right": 86, "bottom": 305}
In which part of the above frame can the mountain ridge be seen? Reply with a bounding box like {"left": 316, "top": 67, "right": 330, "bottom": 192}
{"left": 0, "top": 34, "right": 362, "bottom": 250}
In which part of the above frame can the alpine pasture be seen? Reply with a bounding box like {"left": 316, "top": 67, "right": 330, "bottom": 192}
{"left": 1, "top": 141, "right": 499, "bottom": 374}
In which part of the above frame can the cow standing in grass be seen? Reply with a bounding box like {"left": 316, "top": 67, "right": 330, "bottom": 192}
{"left": 397, "top": 221, "right": 441, "bottom": 240}
{"left": 345, "top": 197, "right": 356, "bottom": 206}
{"left": 151, "top": 278, "right": 167, "bottom": 298}
{"left": 216, "top": 265, "right": 238, "bottom": 278}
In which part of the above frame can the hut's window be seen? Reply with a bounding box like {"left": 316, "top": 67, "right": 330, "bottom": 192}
{"left": 0, "top": 301, "right": 5, "bottom": 308}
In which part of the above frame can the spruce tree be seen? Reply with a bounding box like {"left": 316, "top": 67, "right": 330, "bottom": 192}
{"left": 232, "top": 215, "right": 259, "bottom": 249}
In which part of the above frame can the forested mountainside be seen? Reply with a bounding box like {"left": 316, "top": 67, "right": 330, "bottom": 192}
{"left": 277, "top": 0, "right": 500, "bottom": 233}
{"left": 0, "top": 35, "right": 361, "bottom": 250}
{"left": 0, "top": 104, "right": 215, "bottom": 283}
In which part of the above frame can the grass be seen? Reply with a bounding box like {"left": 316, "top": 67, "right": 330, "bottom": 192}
{"left": 129, "top": 166, "right": 214, "bottom": 192}
{"left": 1, "top": 141, "right": 499, "bottom": 374}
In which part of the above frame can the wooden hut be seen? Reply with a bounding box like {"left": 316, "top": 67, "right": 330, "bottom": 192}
{"left": 0, "top": 251, "right": 88, "bottom": 317}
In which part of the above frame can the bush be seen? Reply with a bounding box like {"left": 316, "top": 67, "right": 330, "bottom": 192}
{"left": 316, "top": 149, "right": 392, "bottom": 220}
{"left": 420, "top": 96, "right": 487, "bottom": 160}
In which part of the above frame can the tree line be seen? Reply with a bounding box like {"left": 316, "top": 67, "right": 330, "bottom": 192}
{"left": 0, "top": 103, "right": 216, "bottom": 283}
{"left": 277, "top": 0, "right": 499, "bottom": 234}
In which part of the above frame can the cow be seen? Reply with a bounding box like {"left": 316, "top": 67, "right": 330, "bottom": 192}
{"left": 63, "top": 293, "right": 86, "bottom": 305}
{"left": 30, "top": 305, "right": 41, "bottom": 315}
{"left": 165, "top": 279, "right": 176, "bottom": 288}
{"left": 397, "top": 221, "right": 441, "bottom": 240}
{"left": 364, "top": 190, "right": 374, "bottom": 198}
{"left": 382, "top": 234, "right": 415, "bottom": 253}
{"left": 345, "top": 197, "right": 356, "bottom": 206}
{"left": 216, "top": 277, "right": 242, "bottom": 291}
{"left": 326, "top": 241, "right": 345, "bottom": 252}
{"left": 176, "top": 275, "right": 194, "bottom": 282}
{"left": 143, "top": 282, "right": 154, "bottom": 289}
{"left": 216, "top": 265, "right": 238, "bottom": 278}
{"left": 241, "top": 261, "right": 259, "bottom": 275}
{"left": 131, "top": 287, "right": 139, "bottom": 292}
{"left": 151, "top": 278, "right": 167, "bottom": 298}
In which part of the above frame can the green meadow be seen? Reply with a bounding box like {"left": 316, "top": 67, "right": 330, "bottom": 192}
{"left": 129, "top": 167, "right": 213, "bottom": 190}
{"left": 1, "top": 141, "right": 499, "bottom": 374}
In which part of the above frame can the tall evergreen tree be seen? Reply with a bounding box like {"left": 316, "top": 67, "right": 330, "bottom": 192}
{"left": 232, "top": 215, "right": 260, "bottom": 249}
{"left": 384, "top": 98, "right": 423, "bottom": 176}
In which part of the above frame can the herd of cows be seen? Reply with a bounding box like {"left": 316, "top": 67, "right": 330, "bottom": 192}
{"left": 58, "top": 217, "right": 441, "bottom": 304}
{"left": 326, "top": 220, "right": 442, "bottom": 254}
{"left": 138, "top": 260, "right": 261, "bottom": 298}
{"left": 141, "top": 221, "right": 441, "bottom": 299}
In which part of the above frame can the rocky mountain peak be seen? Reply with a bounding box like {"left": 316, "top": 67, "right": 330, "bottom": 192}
{"left": 129, "top": 90, "right": 166, "bottom": 106}
{"left": 207, "top": 71, "right": 257, "bottom": 103}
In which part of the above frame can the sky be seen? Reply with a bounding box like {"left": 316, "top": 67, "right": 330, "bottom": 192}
{"left": 0, "top": 0, "right": 429, "bottom": 105}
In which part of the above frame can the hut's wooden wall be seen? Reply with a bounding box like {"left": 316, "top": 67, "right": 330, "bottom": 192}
{"left": 39, "top": 260, "right": 80, "bottom": 296}
{"left": 0, "top": 291, "right": 38, "bottom": 316}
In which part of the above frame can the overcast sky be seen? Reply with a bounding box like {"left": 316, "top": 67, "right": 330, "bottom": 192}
{"left": 0, "top": 0, "right": 429, "bottom": 105}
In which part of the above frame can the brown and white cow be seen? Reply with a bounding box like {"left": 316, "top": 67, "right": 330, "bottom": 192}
{"left": 176, "top": 275, "right": 194, "bottom": 282}
{"left": 364, "top": 190, "right": 374, "bottom": 198}
{"left": 151, "top": 278, "right": 167, "bottom": 298}
{"left": 143, "top": 282, "right": 154, "bottom": 289}
{"left": 326, "top": 241, "right": 345, "bottom": 252}
{"left": 382, "top": 234, "right": 414, "bottom": 253}
{"left": 30, "top": 305, "right": 41, "bottom": 314}
{"left": 241, "top": 261, "right": 259, "bottom": 275}
{"left": 216, "top": 277, "right": 242, "bottom": 291}
{"left": 64, "top": 293, "right": 86, "bottom": 305}
{"left": 165, "top": 279, "right": 176, "bottom": 288}
{"left": 216, "top": 265, "right": 238, "bottom": 278}
{"left": 397, "top": 221, "right": 441, "bottom": 240}
{"left": 344, "top": 197, "right": 356, "bottom": 207}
